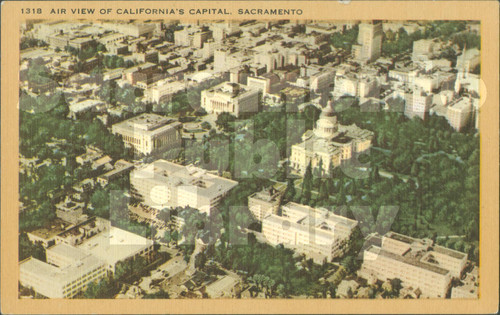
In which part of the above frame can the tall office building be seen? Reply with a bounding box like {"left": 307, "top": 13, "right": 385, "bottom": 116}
{"left": 353, "top": 21, "right": 383, "bottom": 63}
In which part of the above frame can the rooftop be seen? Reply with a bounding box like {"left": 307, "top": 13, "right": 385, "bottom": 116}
{"left": 20, "top": 250, "right": 104, "bottom": 284}
{"left": 77, "top": 225, "right": 153, "bottom": 267}
{"left": 112, "top": 113, "right": 181, "bottom": 133}
{"left": 132, "top": 160, "right": 238, "bottom": 199}
{"left": 366, "top": 245, "right": 450, "bottom": 275}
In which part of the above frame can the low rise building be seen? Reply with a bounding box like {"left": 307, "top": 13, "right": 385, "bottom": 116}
{"left": 55, "top": 196, "right": 85, "bottom": 225}
{"left": 68, "top": 99, "right": 106, "bottom": 120}
{"left": 205, "top": 274, "right": 241, "bottom": 298}
{"left": 112, "top": 113, "right": 182, "bottom": 156}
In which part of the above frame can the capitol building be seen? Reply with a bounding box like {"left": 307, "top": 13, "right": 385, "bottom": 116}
{"left": 290, "top": 101, "right": 374, "bottom": 175}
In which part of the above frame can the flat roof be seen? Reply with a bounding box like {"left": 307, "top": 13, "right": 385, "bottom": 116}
{"left": 28, "top": 219, "right": 73, "bottom": 240}
{"left": 47, "top": 243, "right": 88, "bottom": 262}
{"left": 20, "top": 253, "right": 104, "bottom": 284}
{"left": 433, "top": 245, "right": 467, "bottom": 260}
{"left": 77, "top": 225, "right": 153, "bottom": 267}
{"left": 132, "top": 160, "right": 238, "bottom": 199}
{"left": 112, "top": 113, "right": 181, "bottom": 133}
{"left": 366, "top": 245, "right": 450, "bottom": 276}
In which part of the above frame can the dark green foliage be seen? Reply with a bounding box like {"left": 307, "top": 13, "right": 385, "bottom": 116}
{"left": 143, "top": 290, "right": 170, "bottom": 299}
{"left": 83, "top": 277, "right": 118, "bottom": 299}
{"left": 19, "top": 233, "right": 46, "bottom": 261}
{"left": 330, "top": 25, "right": 359, "bottom": 52}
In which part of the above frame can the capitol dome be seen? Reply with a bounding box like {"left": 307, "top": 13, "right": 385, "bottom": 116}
{"left": 314, "top": 100, "right": 338, "bottom": 139}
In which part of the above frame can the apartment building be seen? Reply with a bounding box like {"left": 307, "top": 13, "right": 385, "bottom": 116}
{"left": 130, "top": 160, "right": 238, "bottom": 214}
{"left": 112, "top": 113, "right": 182, "bottom": 156}
{"left": 201, "top": 82, "right": 260, "bottom": 117}
{"left": 358, "top": 232, "right": 468, "bottom": 298}
{"left": 262, "top": 202, "right": 358, "bottom": 263}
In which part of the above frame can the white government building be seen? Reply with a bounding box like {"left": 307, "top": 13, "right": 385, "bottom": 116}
{"left": 130, "top": 159, "right": 238, "bottom": 214}
{"left": 200, "top": 82, "right": 260, "bottom": 117}
{"left": 112, "top": 113, "right": 182, "bottom": 156}
{"left": 20, "top": 243, "right": 107, "bottom": 299}
{"left": 20, "top": 220, "right": 154, "bottom": 298}
{"left": 262, "top": 202, "right": 358, "bottom": 263}
{"left": 290, "top": 101, "right": 373, "bottom": 175}
{"left": 358, "top": 232, "right": 468, "bottom": 298}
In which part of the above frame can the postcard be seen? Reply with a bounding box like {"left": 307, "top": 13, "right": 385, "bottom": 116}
{"left": 1, "top": 1, "right": 498, "bottom": 314}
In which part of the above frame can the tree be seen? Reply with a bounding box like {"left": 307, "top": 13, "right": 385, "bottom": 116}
{"left": 194, "top": 252, "right": 207, "bottom": 270}
{"left": 215, "top": 113, "right": 236, "bottom": 133}
{"left": 84, "top": 277, "right": 117, "bottom": 299}
{"left": 143, "top": 290, "right": 170, "bottom": 299}
{"left": 284, "top": 178, "right": 296, "bottom": 202}
{"left": 390, "top": 278, "right": 403, "bottom": 297}
{"left": 201, "top": 121, "right": 211, "bottom": 130}
{"left": 19, "top": 233, "right": 46, "bottom": 261}
{"left": 340, "top": 255, "right": 359, "bottom": 274}
{"left": 171, "top": 230, "right": 179, "bottom": 246}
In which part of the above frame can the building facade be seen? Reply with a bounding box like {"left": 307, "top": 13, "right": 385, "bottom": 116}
{"left": 262, "top": 202, "right": 358, "bottom": 263}
{"left": 201, "top": 82, "right": 260, "bottom": 117}
{"left": 290, "top": 101, "right": 373, "bottom": 175}
{"left": 130, "top": 160, "right": 238, "bottom": 214}
{"left": 353, "top": 22, "right": 383, "bottom": 63}
{"left": 247, "top": 186, "right": 284, "bottom": 222}
{"left": 358, "top": 232, "right": 468, "bottom": 298}
{"left": 20, "top": 244, "right": 107, "bottom": 298}
{"left": 112, "top": 113, "right": 182, "bottom": 156}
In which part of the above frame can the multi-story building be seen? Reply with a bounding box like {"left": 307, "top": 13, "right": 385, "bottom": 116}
{"left": 76, "top": 224, "right": 155, "bottom": 274}
{"left": 54, "top": 217, "right": 108, "bottom": 247}
{"left": 404, "top": 88, "right": 433, "bottom": 120}
{"left": 201, "top": 82, "right": 260, "bottom": 117}
{"left": 246, "top": 73, "right": 281, "bottom": 94}
{"left": 145, "top": 79, "right": 186, "bottom": 104}
{"left": 358, "top": 232, "right": 468, "bottom": 298}
{"left": 47, "top": 33, "right": 96, "bottom": 51}
{"left": 412, "top": 39, "right": 442, "bottom": 62}
{"left": 352, "top": 21, "right": 383, "bottom": 63}
{"left": 174, "top": 27, "right": 212, "bottom": 48}
{"left": 262, "top": 202, "right": 358, "bottom": 263}
{"left": 445, "top": 97, "right": 473, "bottom": 131}
{"left": 55, "top": 195, "right": 85, "bottom": 225}
{"left": 455, "top": 48, "right": 480, "bottom": 74}
{"left": 19, "top": 244, "right": 107, "bottom": 298}
{"left": 310, "top": 70, "right": 336, "bottom": 93}
{"left": 130, "top": 160, "right": 238, "bottom": 214}
{"left": 290, "top": 101, "right": 373, "bottom": 175}
{"left": 247, "top": 186, "right": 284, "bottom": 222}
{"left": 333, "top": 72, "right": 379, "bottom": 99}
{"left": 112, "top": 113, "right": 182, "bottom": 156}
